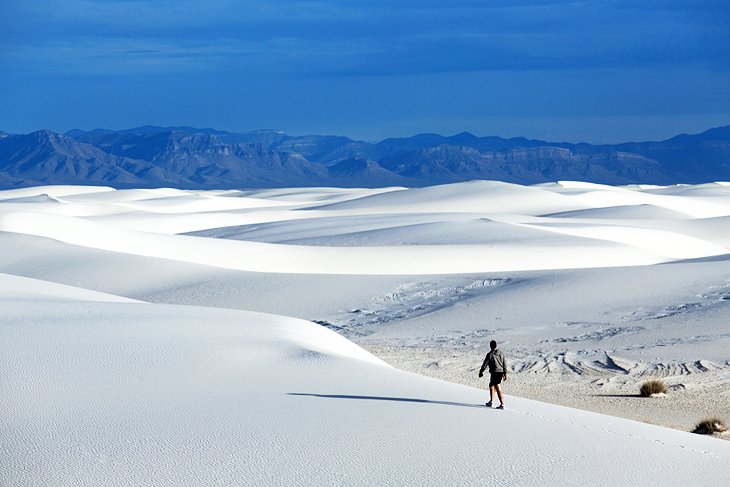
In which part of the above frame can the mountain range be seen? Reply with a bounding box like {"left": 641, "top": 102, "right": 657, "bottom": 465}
{"left": 1, "top": 125, "right": 729, "bottom": 189}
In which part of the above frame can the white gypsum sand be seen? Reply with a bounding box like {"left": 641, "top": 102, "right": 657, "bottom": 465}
{"left": 3, "top": 274, "right": 730, "bottom": 486}
{"left": 2, "top": 181, "right": 730, "bottom": 485}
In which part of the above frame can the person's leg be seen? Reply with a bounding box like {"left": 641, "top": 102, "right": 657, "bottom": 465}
{"left": 489, "top": 384, "right": 495, "bottom": 404}
{"left": 495, "top": 384, "right": 505, "bottom": 406}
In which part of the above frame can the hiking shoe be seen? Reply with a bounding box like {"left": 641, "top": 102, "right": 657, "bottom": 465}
{"left": 485, "top": 401, "right": 492, "bottom": 408}
{"left": 496, "top": 404, "right": 504, "bottom": 410}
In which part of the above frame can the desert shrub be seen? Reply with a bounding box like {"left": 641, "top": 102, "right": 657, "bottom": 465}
{"left": 639, "top": 379, "right": 668, "bottom": 397}
{"left": 692, "top": 417, "right": 728, "bottom": 435}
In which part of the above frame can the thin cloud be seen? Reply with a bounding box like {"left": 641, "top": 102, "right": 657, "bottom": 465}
{"left": 4, "top": 0, "right": 728, "bottom": 79}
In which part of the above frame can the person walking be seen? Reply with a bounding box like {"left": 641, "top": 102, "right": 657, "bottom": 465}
{"left": 479, "top": 340, "right": 507, "bottom": 409}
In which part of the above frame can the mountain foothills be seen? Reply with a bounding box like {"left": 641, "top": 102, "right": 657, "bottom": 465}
{"left": 0, "top": 125, "right": 729, "bottom": 188}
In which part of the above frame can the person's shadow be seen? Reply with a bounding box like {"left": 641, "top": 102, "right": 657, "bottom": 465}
{"left": 287, "top": 393, "right": 486, "bottom": 409}
{"left": 591, "top": 393, "right": 642, "bottom": 398}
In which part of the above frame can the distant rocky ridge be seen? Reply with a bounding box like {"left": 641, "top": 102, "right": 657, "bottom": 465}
{"left": 1, "top": 124, "right": 729, "bottom": 189}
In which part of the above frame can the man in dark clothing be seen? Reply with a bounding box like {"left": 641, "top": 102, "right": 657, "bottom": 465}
{"left": 479, "top": 340, "right": 507, "bottom": 409}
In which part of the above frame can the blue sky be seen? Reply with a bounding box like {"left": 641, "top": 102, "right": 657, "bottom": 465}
{"left": 1, "top": 0, "right": 729, "bottom": 142}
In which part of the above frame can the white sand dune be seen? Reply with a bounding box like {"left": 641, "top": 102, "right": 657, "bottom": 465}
{"left": 2, "top": 180, "right": 729, "bottom": 273}
{"left": 87, "top": 207, "right": 313, "bottom": 234}
{"left": 311, "top": 180, "right": 589, "bottom": 215}
{"left": 0, "top": 185, "right": 115, "bottom": 199}
{"left": 0, "top": 210, "right": 669, "bottom": 274}
{"left": 3, "top": 181, "right": 730, "bottom": 485}
{"left": 3, "top": 277, "right": 730, "bottom": 486}
{"left": 190, "top": 213, "right": 615, "bottom": 247}
{"left": 546, "top": 203, "right": 694, "bottom": 220}
{"left": 0, "top": 193, "right": 63, "bottom": 204}
{"left": 0, "top": 272, "right": 140, "bottom": 303}
{"left": 543, "top": 180, "right": 730, "bottom": 216}
{"left": 237, "top": 185, "right": 402, "bottom": 204}
{"left": 508, "top": 220, "right": 728, "bottom": 259}
{"left": 113, "top": 193, "right": 288, "bottom": 213}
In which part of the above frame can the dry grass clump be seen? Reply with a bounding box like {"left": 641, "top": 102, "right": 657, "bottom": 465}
{"left": 639, "top": 379, "right": 668, "bottom": 397}
{"left": 692, "top": 417, "right": 728, "bottom": 435}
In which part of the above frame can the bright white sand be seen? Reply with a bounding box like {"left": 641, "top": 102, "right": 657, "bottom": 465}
{"left": 2, "top": 181, "right": 730, "bottom": 485}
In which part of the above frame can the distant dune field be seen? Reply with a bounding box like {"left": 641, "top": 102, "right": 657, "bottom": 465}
{"left": 2, "top": 180, "right": 730, "bottom": 486}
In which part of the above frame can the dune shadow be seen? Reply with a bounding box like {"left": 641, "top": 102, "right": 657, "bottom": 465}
{"left": 288, "top": 393, "right": 486, "bottom": 409}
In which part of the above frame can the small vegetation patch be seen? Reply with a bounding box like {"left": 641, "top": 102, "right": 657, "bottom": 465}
{"left": 692, "top": 417, "right": 728, "bottom": 435}
{"left": 639, "top": 379, "right": 668, "bottom": 397}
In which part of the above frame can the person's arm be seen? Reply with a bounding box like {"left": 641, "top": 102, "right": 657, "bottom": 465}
{"left": 502, "top": 352, "right": 508, "bottom": 381}
{"left": 478, "top": 354, "right": 489, "bottom": 377}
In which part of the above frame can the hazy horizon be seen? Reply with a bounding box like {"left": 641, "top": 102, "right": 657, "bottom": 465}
{"left": 6, "top": 119, "right": 730, "bottom": 146}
